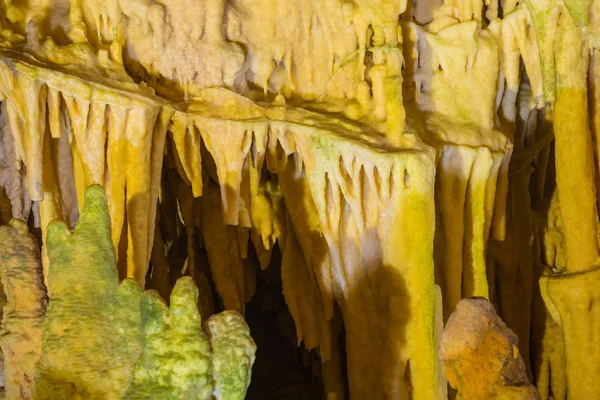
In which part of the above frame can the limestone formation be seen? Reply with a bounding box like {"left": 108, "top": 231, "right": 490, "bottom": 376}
{"left": 0, "top": 185, "right": 256, "bottom": 399}
{"left": 0, "top": 220, "right": 46, "bottom": 399}
{"left": 0, "top": 0, "right": 597, "bottom": 398}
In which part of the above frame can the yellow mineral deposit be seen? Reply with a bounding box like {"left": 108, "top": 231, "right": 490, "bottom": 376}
{"left": 0, "top": 0, "right": 595, "bottom": 398}
{"left": 0, "top": 220, "right": 46, "bottom": 399}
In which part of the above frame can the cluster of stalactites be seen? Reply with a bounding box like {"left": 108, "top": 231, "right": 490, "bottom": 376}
{"left": 0, "top": 58, "right": 171, "bottom": 284}
{"left": 0, "top": 51, "right": 444, "bottom": 398}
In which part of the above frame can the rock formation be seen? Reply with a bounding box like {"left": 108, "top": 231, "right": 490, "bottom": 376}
{"left": 440, "top": 298, "right": 540, "bottom": 400}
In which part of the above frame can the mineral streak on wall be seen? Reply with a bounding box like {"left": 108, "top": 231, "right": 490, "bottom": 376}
{"left": 0, "top": 0, "right": 598, "bottom": 398}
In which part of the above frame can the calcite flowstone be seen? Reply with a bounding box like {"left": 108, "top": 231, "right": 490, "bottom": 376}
{"left": 439, "top": 297, "right": 540, "bottom": 400}
{"left": 0, "top": 219, "right": 46, "bottom": 399}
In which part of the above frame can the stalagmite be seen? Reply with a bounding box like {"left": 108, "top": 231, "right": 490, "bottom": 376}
{"left": 35, "top": 185, "right": 144, "bottom": 399}
{"left": 205, "top": 310, "right": 257, "bottom": 400}
{"left": 33, "top": 184, "right": 256, "bottom": 399}
{"left": 531, "top": 192, "right": 567, "bottom": 400}
{"left": 0, "top": 219, "right": 46, "bottom": 399}
{"left": 126, "top": 277, "right": 213, "bottom": 399}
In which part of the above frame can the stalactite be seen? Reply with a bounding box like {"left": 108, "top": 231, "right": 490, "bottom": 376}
{"left": 201, "top": 179, "right": 253, "bottom": 314}
{"left": 280, "top": 215, "right": 332, "bottom": 358}
{"left": 0, "top": 104, "right": 30, "bottom": 221}
{"left": 293, "top": 128, "right": 440, "bottom": 398}
{"left": 462, "top": 149, "right": 495, "bottom": 298}
{"left": 169, "top": 116, "right": 203, "bottom": 197}
{"left": 489, "top": 157, "right": 536, "bottom": 376}
{"left": 487, "top": 78, "right": 542, "bottom": 379}
{"left": 198, "top": 121, "right": 252, "bottom": 226}
{"left": 162, "top": 95, "right": 447, "bottom": 398}
{"left": 248, "top": 173, "right": 285, "bottom": 270}
{"left": 551, "top": 14, "right": 599, "bottom": 273}
{"left": 0, "top": 53, "right": 173, "bottom": 286}
{"left": 435, "top": 147, "right": 477, "bottom": 319}
{"left": 320, "top": 311, "right": 345, "bottom": 400}
{"left": 279, "top": 159, "right": 334, "bottom": 323}
{"left": 147, "top": 211, "right": 172, "bottom": 301}
{"left": 501, "top": 6, "right": 544, "bottom": 105}
{"left": 435, "top": 147, "right": 506, "bottom": 319}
